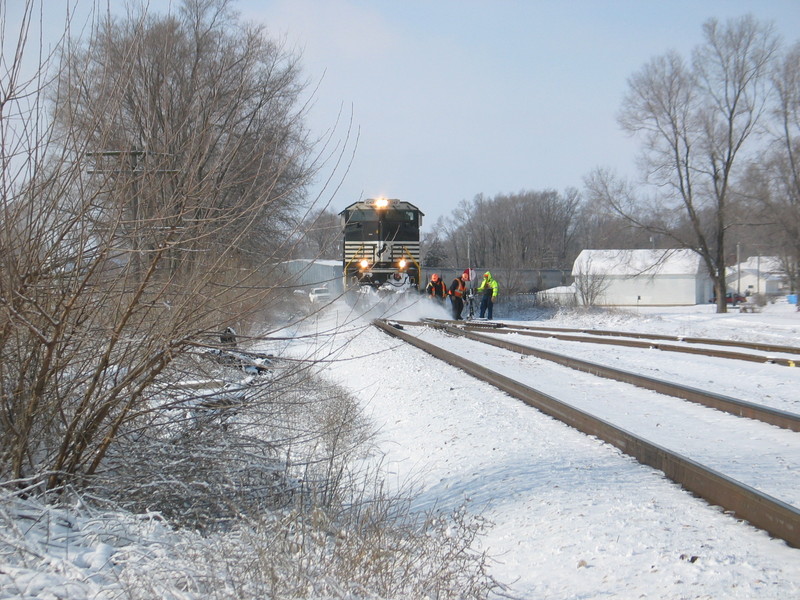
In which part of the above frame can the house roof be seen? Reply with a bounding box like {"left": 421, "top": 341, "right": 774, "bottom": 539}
{"left": 284, "top": 258, "right": 342, "bottom": 267}
{"left": 572, "top": 249, "right": 704, "bottom": 277}
{"left": 728, "top": 256, "right": 783, "bottom": 276}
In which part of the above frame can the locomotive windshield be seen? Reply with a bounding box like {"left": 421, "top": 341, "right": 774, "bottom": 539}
{"left": 343, "top": 208, "right": 419, "bottom": 242}
{"left": 345, "top": 209, "right": 418, "bottom": 224}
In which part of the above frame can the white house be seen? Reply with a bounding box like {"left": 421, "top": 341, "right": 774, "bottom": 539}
{"left": 570, "top": 249, "right": 713, "bottom": 306}
{"left": 726, "top": 256, "right": 786, "bottom": 297}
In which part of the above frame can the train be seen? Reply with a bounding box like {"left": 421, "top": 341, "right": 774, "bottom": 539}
{"left": 339, "top": 198, "right": 423, "bottom": 291}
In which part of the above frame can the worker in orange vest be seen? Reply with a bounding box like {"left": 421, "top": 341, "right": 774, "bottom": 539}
{"left": 448, "top": 270, "right": 469, "bottom": 320}
{"left": 425, "top": 273, "right": 447, "bottom": 302}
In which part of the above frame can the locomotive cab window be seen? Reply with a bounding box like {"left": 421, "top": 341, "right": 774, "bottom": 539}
{"left": 342, "top": 208, "right": 419, "bottom": 242}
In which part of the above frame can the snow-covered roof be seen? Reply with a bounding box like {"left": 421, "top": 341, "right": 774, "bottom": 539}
{"left": 539, "top": 283, "right": 577, "bottom": 295}
{"left": 284, "top": 258, "right": 342, "bottom": 267}
{"left": 572, "top": 249, "right": 703, "bottom": 276}
{"left": 728, "top": 256, "right": 784, "bottom": 276}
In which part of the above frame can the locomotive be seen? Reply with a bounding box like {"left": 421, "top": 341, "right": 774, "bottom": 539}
{"left": 339, "top": 198, "right": 423, "bottom": 291}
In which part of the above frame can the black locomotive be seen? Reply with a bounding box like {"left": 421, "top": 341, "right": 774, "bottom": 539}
{"left": 339, "top": 198, "right": 423, "bottom": 290}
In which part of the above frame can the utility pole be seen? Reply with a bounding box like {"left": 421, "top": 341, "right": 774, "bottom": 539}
{"left": 736, "top": 243, "right": 741, "bottom": 296}
{"left": 467, "top": 238, "right": 475, "bottom": 293}
{"left": 757, "top": 255, "right": 761, "bottom": 295}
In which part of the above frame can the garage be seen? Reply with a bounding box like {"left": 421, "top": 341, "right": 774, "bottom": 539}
{"left": 571, "top": 249, "right": 713, "bottom": 306}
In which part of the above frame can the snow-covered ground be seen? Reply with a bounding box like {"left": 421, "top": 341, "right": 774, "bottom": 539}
{"left": 2, "top": 298, "right": 798, "bottom": 599}
{"left": 314, "top": 297, "right": 800, "bottom": 599}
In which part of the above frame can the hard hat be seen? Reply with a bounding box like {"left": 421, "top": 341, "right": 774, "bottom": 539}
{"left": 462, "top": 270, "right": 470, "bottom": 281}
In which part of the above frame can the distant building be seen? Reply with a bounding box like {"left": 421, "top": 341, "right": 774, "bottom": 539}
{"left": 280, "top": 259, "right": 343, "bottom": 294}
{"left": 536, "top": 282, "right": 579, "bottom": 307}
{"left": 569, "top": 249, "right": 713, "bottom": 306}
{"left": 726, "top": 256, "right": 786, "bottom": 298}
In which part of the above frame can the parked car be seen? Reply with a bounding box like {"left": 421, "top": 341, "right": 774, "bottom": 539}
{"left": 709, "top": 292, "right": 747, "bottom": 305}
{"left": 308, "top": 287, "right": 331, "bottom": 304}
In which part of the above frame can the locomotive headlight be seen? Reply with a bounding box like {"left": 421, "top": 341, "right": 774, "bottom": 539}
{"left": 359, "top": 258, "right": 370, "bottom": 270}
{"left": 374, "top": 197, "right": 389, "bottom": 209}
{"left": 398, "top": 258, "right": 407, "bottom": 269}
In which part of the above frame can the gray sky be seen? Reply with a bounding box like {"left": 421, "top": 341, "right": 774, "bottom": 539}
{"left": 8, "top": 0, "right": 800, "bottom": 229}
{"left": 242, "top": 0, "right": 800, "bottom": 228}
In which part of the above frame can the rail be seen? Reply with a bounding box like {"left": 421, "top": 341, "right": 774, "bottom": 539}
{"left": 416, "top": 319, "right": 800, "bottom": 432}
{"left": 452, "top": 321, "right": 800, "bottom": 367}
{"left": 477, "top": 321, "right": 800, "bottom": 356}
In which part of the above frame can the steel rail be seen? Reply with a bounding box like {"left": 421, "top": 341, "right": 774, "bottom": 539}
{"left": 453, "top": 321, "right": 799, "bottom": 367}
{"left": 418, "top": 320, "right": 800, "bottom": 432}
{"left": 465, "top": 320, "right": 800, "bottom": 356}
{"left": 374, "top": 318, "right": 800, "bottom": 549}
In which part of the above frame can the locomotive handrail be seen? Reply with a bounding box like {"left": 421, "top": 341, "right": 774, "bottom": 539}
{"left": 402, "top": 245, "right": 421, "bottom": 275}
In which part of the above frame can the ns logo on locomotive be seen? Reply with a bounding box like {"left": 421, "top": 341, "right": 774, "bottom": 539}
{"left": 339, "top": 197, "right": 423, "bottom": 294}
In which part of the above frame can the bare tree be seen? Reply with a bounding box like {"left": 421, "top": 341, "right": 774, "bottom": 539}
{"left": 53, "top": 0, "right": 312, "bottom": 280}
{"left": 294, "top": 207, "right": 342, "bottom": 260}
{"left": 0, "top": 0, "right": 321, "bottom": 490}
{"left": 771, "top": 42, "right": 800, "bottom": 291}
{"left": 572, "top": 194, "right": 661, "bottom": 250}
{"left": 589, "top": 16, "right": 780, "bottom": 312}
{"left": 572, "top": 256, "right": 611, "bottom": 306}
{"left": 740, "top": 41, "right": 800, "bottom": 292}
{"left": 421, "top": 226, "right": 449, "bottom": 267}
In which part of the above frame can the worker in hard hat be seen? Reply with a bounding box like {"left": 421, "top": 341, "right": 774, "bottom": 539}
{"left": 425, "top": 273, "right": 447, "bottom": 302}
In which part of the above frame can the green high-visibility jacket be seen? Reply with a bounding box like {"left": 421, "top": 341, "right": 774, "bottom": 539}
{"left": 477, "top": 271, "right": 499, "bottom": 298}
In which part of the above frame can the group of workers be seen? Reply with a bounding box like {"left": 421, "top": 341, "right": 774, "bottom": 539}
{"left": 425, "top": 270, "right": 499, "bottom": 320}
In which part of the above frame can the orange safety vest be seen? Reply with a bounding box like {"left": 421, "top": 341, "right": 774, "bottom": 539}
{"left": 427, "top": 280, "right": 447, "bottom": 297}
{"left": 450, "top": 277, "right": 465, "bottom": 298}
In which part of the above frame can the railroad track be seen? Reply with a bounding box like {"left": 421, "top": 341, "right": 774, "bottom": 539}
{"left": 374, "top": 318, "right": 800, "bottom": 549}
{"left": 416, "top": 319, "right": 800, "bottom": 432}
{"left": 433, "top": 319, "right": 800, "bottom": 367}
